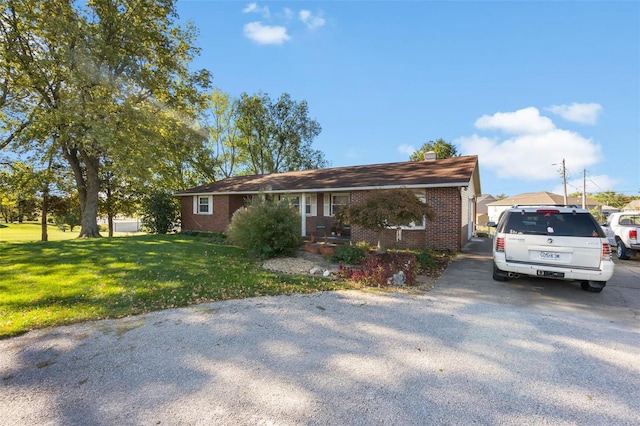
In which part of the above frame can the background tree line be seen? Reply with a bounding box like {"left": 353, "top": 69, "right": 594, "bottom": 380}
{"left": 1, "top": 0, "right": 326, "bottom": 240}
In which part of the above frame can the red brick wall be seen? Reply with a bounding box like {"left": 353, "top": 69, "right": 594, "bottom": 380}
{"left": 181, "top": 188, "right": 463, "bottom": 250}
{"left": 180, "top": 195, "right": 240, "bottom": 233}
{"left": 349, "top": 188, "right": 462, "bottom": 251}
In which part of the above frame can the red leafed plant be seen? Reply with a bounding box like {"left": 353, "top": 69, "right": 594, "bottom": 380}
{"left": 338, "top": 251, "right": 419, "bottom": 287}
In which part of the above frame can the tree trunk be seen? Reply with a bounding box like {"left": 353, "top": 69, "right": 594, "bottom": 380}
{"left": 78, "top": 157, "right": 102, "bottom": 238}
{"left": 106, "top": 185, "right": 114, "bottom": 237}
{"left": 63, "top": 146, "right": 102, "bottom": 238}
{"left": 108, "top": 212, "right": 114, "bottom": 237}
{"left": 41, "top": 189, "right": 49, "bottom": 242}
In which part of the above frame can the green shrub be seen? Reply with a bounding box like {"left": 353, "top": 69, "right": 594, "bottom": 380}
{"left": 331, "top": 244, "right": 368, "bottom": 264}
{"left": 409, "top": 249, "right": 436, "bottom": 271}
{"left": 140, "top": 191, "right": 180, "bottom": 234}
{"left": 227, "top": 198, "right": 301, "bottom": 259}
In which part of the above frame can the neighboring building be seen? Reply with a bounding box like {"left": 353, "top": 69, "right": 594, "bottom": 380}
{"left": 601, "top": 205, "right": 620, "bottom": 216}
{"left": 97, "top": 216, "right": 143, "bottom": 232}
{"left": 176, "top": 155, "right": 481, "bottom": 251}
{"left": 486, "top": 191, "right": 602, "bottom": 223}
{"left": 475, "top": 194, "right": 497, "bottom": 226}
{"left": 622, "top": 199, "right": 640, "bottom": 211}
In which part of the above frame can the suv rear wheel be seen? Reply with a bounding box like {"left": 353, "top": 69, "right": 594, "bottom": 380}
{"left": 580, "top": 280, "right": 606, "bottom": 293}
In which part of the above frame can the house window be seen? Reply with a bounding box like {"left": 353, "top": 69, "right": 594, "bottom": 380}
{"left": 193, "top": 195, "right": 213, "bottom": 215}
{"left": 330, "top": 193, "right": 349, "bottom": 216}
{"left": 305, "top": 197, "right": 312, "bottom": 215}
{"left": 279, "top": 194, "right": 316, "bottom": 216}
{"left": 399, "top": 191, "right": 427, "bottom": 229}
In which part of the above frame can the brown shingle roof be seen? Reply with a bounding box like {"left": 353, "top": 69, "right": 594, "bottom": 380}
{"left": 177, "top": 155, "right": 479, "bottom": 195}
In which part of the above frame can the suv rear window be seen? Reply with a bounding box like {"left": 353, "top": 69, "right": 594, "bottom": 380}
{"left": 501, "top": 211, "right": 603, "bottom": 237}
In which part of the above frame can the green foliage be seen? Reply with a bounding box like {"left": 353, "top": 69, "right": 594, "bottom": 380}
{"left": 407, "top": 249, "right": 437, "bottom": 271}
{"left": 0, "top": 162, "right": 40, "bottom": 223}
{"left": 335, "top": 189, "right": 434, "bottom": 251}
{"left": 0, "top": 234, "right": 354, "bottom": 338}
{"left": 227, "top": 198, "right": 302, "bottom": 259}
{"left": 140, "top": 191, "right": 180, "bottom": 234}
{"left": 1, "top": 0, "right": 211, "bottom": 237}
{"left": 410, "top": 138, "right": 459, "bottom": 161}
{"left": 331, "top": 244, "right": 368, "bottom": 264}
{"left": 591, "top": 191, "right": 636, "bottom": 210}
{"left": 235, "top": 92, "right": 327, "bottom": 174}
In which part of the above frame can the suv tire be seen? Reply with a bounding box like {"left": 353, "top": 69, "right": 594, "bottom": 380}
{"left": 580, "top": 280, "right": 605, "bottom": 293}
{"left": 616, "top": 238, "right": 630, "bottom": 260}
{"left": 492, "top": 262, "right": 509, "bottom": 281}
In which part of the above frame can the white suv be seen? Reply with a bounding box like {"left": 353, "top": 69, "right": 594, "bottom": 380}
{"left": 491, "top": 205, "right": 615, "bottom": 293}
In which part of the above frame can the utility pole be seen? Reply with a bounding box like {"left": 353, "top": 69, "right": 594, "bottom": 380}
{"left": 562, "top": 159, "right": 567, "bottom": 205}
{"left": 552, "top": 158, "right": 569, "bottom": 205}
{"left": 582, "top": 169, "right": 587, "bottom": 209}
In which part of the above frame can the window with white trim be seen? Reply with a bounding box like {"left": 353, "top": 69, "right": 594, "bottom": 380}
{"left": 278, "top": 194, "right": 317, "bottom": 216}
{"left": 193, "top": 195, "right": 213, "bottom": 215}
{"left": 306, "top": 194, "right": 317, "bottom": 216}
{"left": 330, "top": 193, "right": 349, "bottom": 216}
{"left": 398, "top": 191, "right": 427, "bottom": 229}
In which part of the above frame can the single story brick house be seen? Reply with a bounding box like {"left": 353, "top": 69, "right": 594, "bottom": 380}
{"left": 176, "top": 154, "right": 481, "bottom": 251}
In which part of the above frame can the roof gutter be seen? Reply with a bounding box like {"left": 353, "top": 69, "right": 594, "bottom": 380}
{"left": 174, "top": 182, "right": 471, "bottom": 197}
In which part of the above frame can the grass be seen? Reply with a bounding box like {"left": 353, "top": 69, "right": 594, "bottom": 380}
{"left": 0, "top": 222, "right": 143, "bottom": 243}
{"left": 0, "top": 232, "right": 354, "bottom": 338}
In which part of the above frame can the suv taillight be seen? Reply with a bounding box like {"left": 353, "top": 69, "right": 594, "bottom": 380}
{"left": 602, "top": 243, "right": 612, "bottom": 260}
{"left": 495, "top": 237, "right": 505, "bottom": 252}
{"left": 630, "top": 229, "right": 637, "bottom": 240}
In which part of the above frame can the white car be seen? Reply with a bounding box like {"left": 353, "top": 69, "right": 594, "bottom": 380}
{"left": 491, "top": 205, "right": 615, "bottom": 293}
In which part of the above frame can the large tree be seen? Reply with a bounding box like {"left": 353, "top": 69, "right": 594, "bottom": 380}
{"left": 188, "top": 88, "right": 245, "bottom": 183}
{"left": 335, "top": 189, "right": 435, "bottom": 252}
{"left": 235, "top": 92, "right": 326, "bottom": 174}
{"left": 1, "top": 0, "right": 210, "bottom": 237}
{"left": 410, "top": 138, "right": 459, "bottom": 161}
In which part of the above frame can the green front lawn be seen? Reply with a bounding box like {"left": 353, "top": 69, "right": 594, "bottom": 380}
{"left": 0, "top": 222, "right": 143, "bottom": 243}
{"left": 0, "top": 234, "right": 353, "bottom": 338}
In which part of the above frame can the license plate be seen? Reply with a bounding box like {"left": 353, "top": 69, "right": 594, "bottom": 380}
{"left": 537, "top": 270, "right": 565, "bottom": 278}
{"left": 539, "top": 251, "right": 560, "bottom": 260}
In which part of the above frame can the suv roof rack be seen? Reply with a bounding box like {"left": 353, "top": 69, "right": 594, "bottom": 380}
{"left": 512, "top": 204, "right": 580, "bottom": 208}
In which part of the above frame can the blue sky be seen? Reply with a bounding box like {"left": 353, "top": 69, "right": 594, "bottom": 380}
{"left": 177, "top": 1, "right": 639, "bottom": 197}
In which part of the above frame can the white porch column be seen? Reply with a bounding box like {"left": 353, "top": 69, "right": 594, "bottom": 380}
{"left": 301, "top": 193, "right": 307, "bottom": 237}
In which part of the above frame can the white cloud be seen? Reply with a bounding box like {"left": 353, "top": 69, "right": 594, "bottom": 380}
{"left": 457, "top": 129, "right": 601, "bottom": 181}
{"left": 299, "top": 10, "right": 326, "bottom": 30}
{"left": 475, "top": 107, "right": 556, "bottom": 135}
{"left": 283, "top": 8, "right": 294, "bottom": 20}
{"left": 243, "top": 22, "right": 290, "bottom": 45}
{"left": 243, "top": 2, "right": 270, "bottom": 18}
{"left": 547, "top": 102, "right": 602, "bottom": 125}
{"left": 397, "top": 144, "right": 415, "bottom": 156}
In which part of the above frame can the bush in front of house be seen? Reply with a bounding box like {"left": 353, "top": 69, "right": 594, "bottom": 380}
{"left": 331, "top": 244, "right": 368, "bottom": 265}
{"left": 227, "top": 198, "right": 301, "bottom": 259}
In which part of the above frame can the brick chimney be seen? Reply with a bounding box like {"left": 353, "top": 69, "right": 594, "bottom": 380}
{"left": 424, "top": 151, "right": 437, "bottom": 161}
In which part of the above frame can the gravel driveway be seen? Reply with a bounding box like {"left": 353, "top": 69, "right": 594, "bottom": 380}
{"left": 1, "top": 239, "right": 639, "bottom": 425}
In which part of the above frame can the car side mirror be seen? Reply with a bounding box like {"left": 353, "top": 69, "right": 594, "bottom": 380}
{"left": 487, "top": 221, "right": 497, "bottom": 228}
